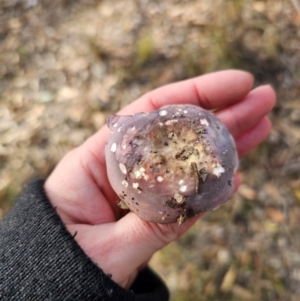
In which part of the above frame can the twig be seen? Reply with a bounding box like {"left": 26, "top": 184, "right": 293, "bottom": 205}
{"left": 290, "top": 0, "right": 300, "bottom": 14}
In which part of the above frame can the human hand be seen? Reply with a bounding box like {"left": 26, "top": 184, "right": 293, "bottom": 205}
{"left": 44, "top": 70, "right": 276, "bottom": 289}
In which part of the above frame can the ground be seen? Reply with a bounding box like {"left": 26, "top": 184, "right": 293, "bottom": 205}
{"left": 1, "top": 0, "right": 300, "bottom": 300}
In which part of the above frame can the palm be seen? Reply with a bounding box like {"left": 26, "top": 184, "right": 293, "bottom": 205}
{"left": 45, "top": 70, "right": 275, "bottom": 288}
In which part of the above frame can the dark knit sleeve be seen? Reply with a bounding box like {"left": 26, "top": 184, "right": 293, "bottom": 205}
{"left": 0, "top": 180, "right": 169, "bottom": 301}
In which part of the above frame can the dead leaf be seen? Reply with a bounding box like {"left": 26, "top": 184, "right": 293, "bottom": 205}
{"left": 238, "top": 184, "right": 257, "bottom": 200}
{"left": 267, "top": 208, "right": 285, "bottom": 223}
{"left": 232, "top": 285, "right": 255, "bottom": 300}
{"left": 221, "top": 265, "right": 237, "bottom": 292}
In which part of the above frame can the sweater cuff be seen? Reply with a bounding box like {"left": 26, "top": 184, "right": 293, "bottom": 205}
{"left": 0, "top": 179, "right": 169, "bottom": 301}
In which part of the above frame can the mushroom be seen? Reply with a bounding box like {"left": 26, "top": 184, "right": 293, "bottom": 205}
{"left": 105, "top": 104, "right": 238, "bottom": 225}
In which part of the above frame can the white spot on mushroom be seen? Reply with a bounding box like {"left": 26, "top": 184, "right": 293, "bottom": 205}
{"left": 130, "top": 127, "right": 136, "bottom": 131}
{"left": 110, "top": 143, "right": 117, "bottom": 153}
{"left": 117, "top": 127, "right": 121, "bottom": 132}
{"left": 200, "top": 119, "right": 209, "bottom": 126}
{"left": 157, "top": 176, "right": 164, "bottom": 182}
{"left": 135, "top": 170, "right": 142, "bottom": 179}
{"left": 179, "top": 185, "right": 187, "bottom": 192}
{"left": 174, "top": 193, "right": 184, "bottom": 204}
{"left": 119, "top": 163, "right": 127, "bottom": 174}
{"left": 133, "top": 138, "right": 143, "bottom": 145}
{"left": 133, "top": 183, "right": 139, "bottom": 189}
{"left": 213, "top": 163, "right": 225, "bottom": 177}
{"left": 159, "top": 110, "right": 168, "bottom": 116}
{"left": 121, "top": 180, "right": 128, "bottom": 187}
{"left": 183, "top": 110, "right": 188, "bottom": 114}
{"left": 159, "top": 211, "right": 163, "bottom": 214}
{"left": 178, "top": 179, "right": 184, "bottom": 185}
{"left": 113, "top": 123, "right": 118, "bottom": 128}
{"left": 133, "top": 167, "right": 149, "bottom": 181}
{"left": 122, "top": 144, "right": 126, "bottom": 149}
{"left": 165, "top": 119, "right": 178, "bottom": 126}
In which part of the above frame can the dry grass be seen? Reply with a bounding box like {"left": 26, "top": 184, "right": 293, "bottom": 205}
{"left": 1, "top": 0, "right": 300, "bottom": 300}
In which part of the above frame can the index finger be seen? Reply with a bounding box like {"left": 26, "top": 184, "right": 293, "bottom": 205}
{"left": 119, "top": 69, "right": 254, "bottom": 114}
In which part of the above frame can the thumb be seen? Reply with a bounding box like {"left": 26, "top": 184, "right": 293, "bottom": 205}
{"left": 68, "top": 213, "right": 201, "bottom": 288}
{"left": 68, "top": 174, "right": 241, "bottom": 288}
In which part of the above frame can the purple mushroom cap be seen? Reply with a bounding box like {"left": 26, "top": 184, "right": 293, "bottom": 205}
{"left": 105, "top": 104, "right": 238, "bottom": 225}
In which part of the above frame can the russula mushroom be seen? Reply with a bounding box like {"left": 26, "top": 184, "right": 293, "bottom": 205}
{"left": 105, "top": 104, "right": 238, "bottom": 225}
